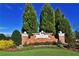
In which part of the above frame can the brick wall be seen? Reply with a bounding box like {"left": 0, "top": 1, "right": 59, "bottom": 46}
{"left": 21, "top": 31, "right": 65, "bottom": 45}
{"left": 22, "top": 34, "right": 58, "bottom": 45}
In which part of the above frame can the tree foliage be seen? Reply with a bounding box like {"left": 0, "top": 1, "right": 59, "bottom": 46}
{"left": 55, "top": 8, "right": 62, "bottom": 35}
{"left": 75, "top": 30, "right": 79, "bottom": 39}
{"left": 40, "top": 4, "right": 56, "bottom": 34}
{"left": 55, "top": 8, "right": 75, "bottom": 44}
{"left": 60, "top": 18, "right": 74, "bottom": 43}
{"left": 0, "top": 34, "right": 6, "bottom": 40}
{"left": 22, "top": 3, "right": 38, "bottom": 36}
{"left": 11, "top": 30, "right": 21, "bottom": 46}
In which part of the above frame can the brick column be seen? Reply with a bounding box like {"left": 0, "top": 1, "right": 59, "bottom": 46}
{"left": 21, "top": 32, "right": 28, "bottom": 45}
{"left": 59, "top": 31, "right": 65, "bottom": 44}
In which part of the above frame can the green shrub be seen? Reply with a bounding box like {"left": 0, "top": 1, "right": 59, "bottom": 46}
{"left": 32, "top": 42, "right": 54, "bottom": 45}
{"left": 56, "top": 43, "right": 64, "bottom": 48}
{"left": 0, "top": 34, "right": 6, "bottom": 40}
{"left": 11, "top": 30, "right": 21, "bottom": 46}
{"left": 0, "top": 40, "right": 14, "bottom": 50}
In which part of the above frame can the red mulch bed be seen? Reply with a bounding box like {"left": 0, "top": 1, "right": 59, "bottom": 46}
{"left": 6, "top": 48, "right": 17, "bottom": 52}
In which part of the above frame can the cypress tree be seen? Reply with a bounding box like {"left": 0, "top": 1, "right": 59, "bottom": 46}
{"left": 55, "top": 8, "right": 75, "bottom": 44}
{"left": 40, "top": 4, "right": 56, "bottom": 34}
{"left": 55, "top": 8, "right": 62, "bottom": 35}
{"left": 22, "top": 4, "right": 38, "bottom": 36}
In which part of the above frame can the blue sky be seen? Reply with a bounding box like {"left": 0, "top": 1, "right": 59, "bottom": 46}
{"left": 0, "top": 3, "right": 79, "bottom": 35}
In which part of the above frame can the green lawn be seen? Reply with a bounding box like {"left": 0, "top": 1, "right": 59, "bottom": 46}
{"left": 0, "top": 48, "right": 79, "bottom": 56}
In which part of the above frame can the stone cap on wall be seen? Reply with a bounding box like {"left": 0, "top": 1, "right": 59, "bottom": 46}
{"left": 22, "top": 30, "right": 53, "bottom": 37}
{"left": 59, "top": 31, "right": 65, "bottom": 36}
{"left": 32, "top": 30, "right": 53, "bottom": 35}
{"left": 22, "top": 31, "right": 28, "bottom": 36}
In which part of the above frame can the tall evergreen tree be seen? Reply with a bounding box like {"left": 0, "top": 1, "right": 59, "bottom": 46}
{"left": 59, "top": 14, "right": 75, "bottom": 44}
{"left": 22, "top": 4, "right": 38, "bottom": 36}
{"left": 40, "top": 4, "right": 56, "bottom": 34}
{"left": 55, "top": 8, "right": 75, "bottom": 44}
{"left": 55, "top": 8, "right": 62, "bottom": 35}
{"left": 60, "top": 18, "right": 73, "bottom": 43}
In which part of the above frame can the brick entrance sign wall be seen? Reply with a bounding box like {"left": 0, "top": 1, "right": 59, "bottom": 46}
{"left": 21, "top": 31, "right": 65, "bottom": 45}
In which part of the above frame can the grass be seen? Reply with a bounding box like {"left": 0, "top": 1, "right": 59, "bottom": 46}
{"left": 0, "top": 47, "right": 79, "bottom": 56}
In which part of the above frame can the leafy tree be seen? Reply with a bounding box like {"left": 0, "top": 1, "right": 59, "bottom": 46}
{"left": 11, "top": 30, "right": 21, "bottom": 46}
{"left": 22, "top": 3, "right": 38, "bottom": 36}
{"left": 0, "top": 34, "right": 6, "bottom": 40}
{"left": 40, "top": 4, "right": 56, "bottom": 34}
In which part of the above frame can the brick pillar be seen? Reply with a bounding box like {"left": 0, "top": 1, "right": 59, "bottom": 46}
{"left": 59, "top": 31, "right": 65, "bottom": 44}
{"left": 21, "top": 32, "right": 28, "bottom": 45}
